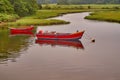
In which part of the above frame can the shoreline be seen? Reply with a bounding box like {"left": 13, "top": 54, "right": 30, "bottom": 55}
{"left": 1, "top": 9, "right": 120, "bottom": 30}
{"left": 0, "top": 10, "right": 87, "bottom": 29}
{"left": 85, "top": 11, "right": 120, "bottom": 23}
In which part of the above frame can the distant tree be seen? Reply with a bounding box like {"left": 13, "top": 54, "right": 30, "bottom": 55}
{"left": 38, "top": 4, "right": 42, "bottom": 9}
{"left": 25, "top": 0, "right": 39, "bottom": 14}
{"left": 13, "top": 0, "right": 28, "bottom": 16}
{"left": 57, "top": 0, "right": 69, "bottom": 5}
{"left": 44, "top": 0, "right": 51, "bottom": 4}
{"left": 36, "top": 0, "right": 120, "bottom": 4}
{"left": 37, "top": 0, "right": 45, "bottom": 4}
{"left": 36, "top": 0, "right": 57, "bottom": 4}
{"left": 8, "top": 0, "right": 38, "bottom": 17}
{"left": 88, "top": 5, "right": 91, "bottom": 9}
{"left": 25, "top": 0, "right": 38, "bottom": 9}
{"left": 9, "top": 0, "right": 15, "bottom": 4}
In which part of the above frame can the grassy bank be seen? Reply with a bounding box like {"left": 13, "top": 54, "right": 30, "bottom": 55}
{"left": 42, "top": 4, "right": 120, "bottom": 10}
{"left": 85, "top": 11, "right": 120, "bottom": 23}
{"left": 7, "top": 19, "right": 69, "bottom": 27}
{"left": 5, "top": 10, "right": 87, "bottom": 27}
{"left": 0, "top": 14, "right": 19, "bottom": 22}
{"left": 31, "top": 10, "right": 88, "bottom": 19}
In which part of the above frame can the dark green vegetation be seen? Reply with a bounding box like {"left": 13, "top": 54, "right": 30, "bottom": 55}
{"left": 0, "top": 0, "right": 120, "bottom": 28}
{"left": 85, "top": 11, "right": 120, "bottom": 23}
{"left": 0, "top": 14, "right": 19, "bottom": 22}
{"left": 37, "top": 0, "right": 120, "bottom": 4}
{"left": 0, "top": 0, "right": 88, "bottom": 27}
{"left": 0, "top": 0, "right": 38, "bottom": 22}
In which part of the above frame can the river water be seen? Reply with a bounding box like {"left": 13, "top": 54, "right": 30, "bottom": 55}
{"left": 0, "top": 12, "right": 120, "bottom": 80}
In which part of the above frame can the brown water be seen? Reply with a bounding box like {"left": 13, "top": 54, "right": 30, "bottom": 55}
{"left": 0, "top": 12, "right": 120, "bottom": 80}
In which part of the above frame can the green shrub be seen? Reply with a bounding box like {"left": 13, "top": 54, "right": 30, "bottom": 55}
{"left": 0, "top": 13, "right": 19, "bottom": 22}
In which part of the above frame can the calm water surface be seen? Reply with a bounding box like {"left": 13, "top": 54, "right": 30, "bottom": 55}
{"left": 0, "top": 12, "right": 120, "bottom": 80}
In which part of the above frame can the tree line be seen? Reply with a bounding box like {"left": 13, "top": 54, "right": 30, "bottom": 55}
{"left": 37, "top": 0, "right": 120, "bottom": 4}
{"left": 0, "top": 0, "right": 120, "bottom": 17}
{"left": 0, "top": 0, "right": 38, "bottom": 17}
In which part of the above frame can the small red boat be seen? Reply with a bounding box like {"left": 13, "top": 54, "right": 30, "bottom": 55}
{"left": 10, "top": 26, "right": 34, "bottom": 33}
{"left": 10, "top": 31, "right": 34, "bottom": 36}
{"left": 35, "top": 39, "right": 84, "bottom": 49}
{"left": 36, "top": 30, "right": 85, "bottom": 40}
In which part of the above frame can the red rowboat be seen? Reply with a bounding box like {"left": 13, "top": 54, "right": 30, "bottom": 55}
{"left": 10, "top": 31, "right": 34, "bottom": 36}
{"left": 35, "top": 39, "right": 84, "bottom": 49}
{"left": 36, "top": 30, "right": 85, "bottom": 40}
{"left": 10, "top": 26, "right": 34, "bottom": 33}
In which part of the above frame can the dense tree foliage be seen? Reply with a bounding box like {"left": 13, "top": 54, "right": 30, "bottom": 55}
{"left": 37, "top": 0, "right": 120, "bottom": 4}
{"left": 9, "top": 0, "right": 38, "bottom": 16}
{"left": 12, "top": 0, "right": 38, "bottom": 16}
{"left": 0, "top": 0, "right": 38, "bottom": 17}
{"left": 0, "top": 0, "right": 14, "bottom": 13}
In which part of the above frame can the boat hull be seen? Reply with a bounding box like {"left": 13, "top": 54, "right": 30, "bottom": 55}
{"left": 36, "top": 30, "right": 85, "bottom": 40}
{"left": 10, "top": 26, "right": 34, "bottom": 33}
{"left": 10, "top": 31, "right": 34, "bottom": 36}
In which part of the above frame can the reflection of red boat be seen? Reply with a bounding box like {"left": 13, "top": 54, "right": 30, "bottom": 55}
{"left": 36, "top": 30, "right": 85, "bottom": 40}
{"left": 10, "top": 31, "right": 34, "bottom": 36}
{"left": 35, "top": 39, "right": 84, "bottom": 49}
{"left": 10, "top": 26, "right": 34, "bottom": 33}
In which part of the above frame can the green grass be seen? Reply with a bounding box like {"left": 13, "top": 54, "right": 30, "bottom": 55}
{"left": 7, "top": 19, "right": 69, "bottom": 27}
{"left": 31, "top": 10, "right": 87, "bottom": 19}
{"left": 1, "top": 4, "right": 120, "bottom": 27}
{"left": 85, "top": 11, "right": 120, "bottom": 23}
{"left": 6, "top": 10, "right": 87, "bottom": 27}
{"left": 42, "top": 4, "right": 120, "bottom": 10}
{"left": 0, "top": 13, "right": 19, "bottom": 22}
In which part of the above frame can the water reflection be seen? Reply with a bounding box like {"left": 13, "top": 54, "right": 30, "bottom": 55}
{"left": 0, "top": 28, "right": 84, "bottom": 64}
{"left": 35, "top": 39, "right": 84, "bottom": 49}
{"left": 0, "top": 30, "right": 33, "bottom": 63}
